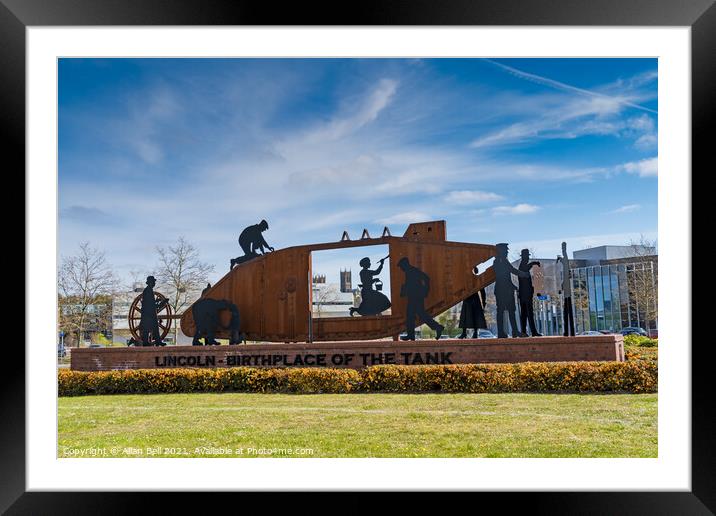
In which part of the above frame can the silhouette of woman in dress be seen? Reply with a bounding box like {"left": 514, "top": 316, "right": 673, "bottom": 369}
{"left": 349, "top": 256, "right": 391, "bottom": 316}
{"left": 458, "top": 266, "right": 488, "bottom": 339}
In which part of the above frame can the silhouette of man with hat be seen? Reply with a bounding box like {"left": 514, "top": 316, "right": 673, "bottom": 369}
{"left": 139, "top": 275, "right": 168, "bottom": 346}
{"left": 517, "top": 249, "right": 542, "bottom": 337}
{"left": 493, "top": 243, "right": 531, "bottom": 338}
{"left": 397, "top": 257, "right": 444, "bottom": 340}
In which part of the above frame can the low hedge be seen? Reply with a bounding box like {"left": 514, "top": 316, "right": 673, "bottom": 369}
{"left": 624, "top": 334, "right": 658, "bottom": 347}
{"left": 625, "top": 346, "right": 658, "bottom": 362}
{"left": 59, "top": 361, "right": 657, "bottom": 396}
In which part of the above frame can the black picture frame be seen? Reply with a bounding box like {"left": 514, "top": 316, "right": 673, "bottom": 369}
{"left": 5, "top": 0, "right": 710, "bottom": 512}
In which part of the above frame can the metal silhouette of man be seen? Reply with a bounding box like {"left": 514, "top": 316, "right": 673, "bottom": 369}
{"left": 397, "top": 257, "right": 444, "bottom": 340}
{"left": 556, "top": 241, "right": 576, "bottom": 336}
{"left": 231, "top": 219, "right": 275, "bottom": 269}
{"left": 493, "top": 243, "right": 531, "bottom": 338}
{"left": 518, "top": 249, "right": 542, "bottom": 337}
{"left": 139, "top": 275, "right": 167, "bottom": 346}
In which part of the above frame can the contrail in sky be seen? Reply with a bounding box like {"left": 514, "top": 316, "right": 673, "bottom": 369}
{"left": 484, "top": 59, "right": 658, "bottom": 114}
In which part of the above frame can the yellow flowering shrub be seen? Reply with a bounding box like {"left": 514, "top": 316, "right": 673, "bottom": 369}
{"left": 360, "top": 361, "right": 656, "bottom": 394}
{"left": 625, "top": 347, "right": 658, "bottom": 362}
{"left": 59, "top": 361, "right": 656, "bottom": 396}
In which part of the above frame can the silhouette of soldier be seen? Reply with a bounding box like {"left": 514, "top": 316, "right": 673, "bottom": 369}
{"left": 517, "top": 249, "right": 542, "bottom": 337}
{"left": 556, "top": 241, "right": 576, "bottom": 336}
{"left": 201, "top": 283, "right": 212, "bottom": 297}
{"left": 493, "top": 243, "right": 531, "bottom": 338}
{"left": 397, "top": 257, "right": 444, "bottom": 340}
{"left": 139, "top": 275, "right": 168, "bottom": 346}
{"left": 350, "top": 256, "right": 391, "bottom": 316}
{"left": 230, "top": 219, "right": 275, "bottom": 269}
{"left": 458, "top": 266, "right": 487, "bottom": 339}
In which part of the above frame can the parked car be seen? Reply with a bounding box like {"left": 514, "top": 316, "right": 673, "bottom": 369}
{"left": 620, "top": 327, "right": 648, "bottom": 337}
{"left": 578, "top": 330, "right": 603, "bottom": 336}
{"left": 476, "top": 329, "right": 496, "bottom": 339}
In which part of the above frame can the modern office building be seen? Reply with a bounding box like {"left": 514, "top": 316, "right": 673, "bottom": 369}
{"left": 483, "top": 244, "right": 658, "bottom": 336}
{"left": 569, "top": 246, "right": 658, "bottom": 336}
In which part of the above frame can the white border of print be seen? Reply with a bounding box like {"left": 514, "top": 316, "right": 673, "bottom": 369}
{"left": 27, "top": 27, "right": 689, "bottom": 491}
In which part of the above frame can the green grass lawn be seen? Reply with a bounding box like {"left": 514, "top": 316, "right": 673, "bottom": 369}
{"left": 58, "top": 392, "right": 657, "bottom": 458}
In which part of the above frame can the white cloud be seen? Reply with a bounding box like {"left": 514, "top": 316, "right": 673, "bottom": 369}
{"left": 618, "top": 157, "right": 658, "bottom": 177}
{"left": 377, "top": 211, "right": 432, "bottom": 225}
{"left": 625, "top": 114, "right": 655, "bottom": 132}
{"left": 608, "top": 204, "right": 641, "bottom": 214}
{"left": 601, "top": 69, "right": 658, "bottom": 93}
{"left": 60, "top": 205, "right": 113, "bottom": 225}
{"left": 623, "top": 114, "right": 657, "bottom": 150}
{"left": 492, "top": 203, "right": 540, "bottom": 215}
{"left": 445, "top": 190, "right": 503, "bottom": 204}
{"left": 123, "top": 87, "right": 180, "bottom": 164}
{"left": 303, "top": 78, "right": 398, "bottom": 143}
{"left": 469, "top": 96, "right": 657, "bottom": 149}
{"left": 134, "top": 141, "right": 163, "bottom": 164}
{"left": 302, "top": 209, "right": 367, "bottom": 231}
{"left": 634, "top": 133, "right": 657, "bottom": 149}
{"left": 371, "top": 165, "right": 451, "bottom": 196}
{"left": 469, "top": 97, "right": 619, "bottom": 148}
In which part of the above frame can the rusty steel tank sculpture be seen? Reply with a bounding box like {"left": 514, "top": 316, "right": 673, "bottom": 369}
{"left": 180, "top": 221, "right": 496, "bottom": 343}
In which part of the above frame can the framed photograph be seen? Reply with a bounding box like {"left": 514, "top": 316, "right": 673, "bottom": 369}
{"left": 7, "top": 0, "right": 711, "bottom": 511}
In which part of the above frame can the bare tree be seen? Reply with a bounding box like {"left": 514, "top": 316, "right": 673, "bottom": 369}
{"left": 313, "top": 283, "right": 342, "bottom": 317}
{"left": 58, "top": 242, "right": 117, "bottom": 347}
{"left": 155, "top": 236, "right": 214, "bottom": 343}
{"left": 627, "top": 235, "right": 658, "bottom": 333}
{"left": 126, "top": 269, "right": 148, "bottom": 293}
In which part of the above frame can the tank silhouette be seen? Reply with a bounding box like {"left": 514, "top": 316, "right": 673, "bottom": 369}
{"left": 181, "top": 221, "right": 497, "bottom": 342}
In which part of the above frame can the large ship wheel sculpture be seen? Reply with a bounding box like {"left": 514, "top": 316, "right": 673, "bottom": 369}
{"left": 128, "top": 291, "right": 175, "bottom": 342}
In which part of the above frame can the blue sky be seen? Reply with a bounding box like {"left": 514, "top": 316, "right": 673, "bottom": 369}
{"left": 59, "top": 58, "right": 657, "bottom": 285}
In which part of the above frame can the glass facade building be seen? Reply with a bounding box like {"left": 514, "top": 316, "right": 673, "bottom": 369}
{"left": 567, "top": 261, "right": 657, "bottom": 334}
{"left": 529, "top": 259, "right": 658, "bottom": 336}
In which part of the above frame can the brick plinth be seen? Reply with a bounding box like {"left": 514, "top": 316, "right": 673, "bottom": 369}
{"left": 70, "top": 335, "right": 624, "bottom": 372}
